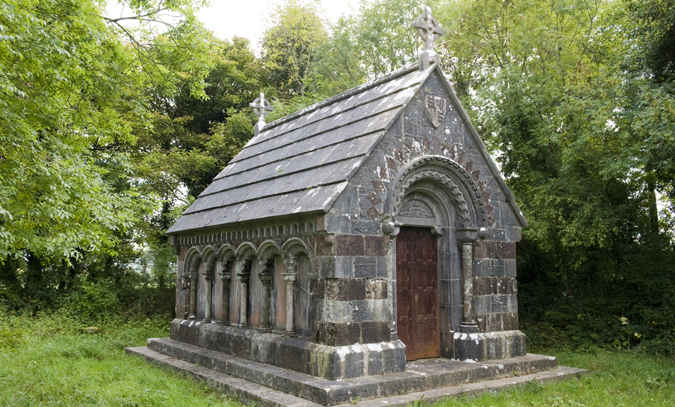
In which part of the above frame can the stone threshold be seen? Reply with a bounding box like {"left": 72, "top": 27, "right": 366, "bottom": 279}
{"left": 127, "top": 338, "right": 585, "bottom": 406}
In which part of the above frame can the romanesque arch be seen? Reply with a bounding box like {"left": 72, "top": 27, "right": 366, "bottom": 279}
{"left": 385, "top": 155, "right": 486, "bottom": 359}
{"left": 281, "top": 238, "right": 312, "bottom": 336}
{"left": 257, "top": 240, "right": 283, "bottom": 330}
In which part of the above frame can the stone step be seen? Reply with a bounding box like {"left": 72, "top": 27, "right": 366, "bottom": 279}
{"left": 127, "top": 345, "right": 585, "bottom": 407}
{"left": 126, "top": 346, "right": 319, "bottom": 407}
{"left": 339, "top": 366, "right": 586, "bottom": 407}
{"left": 134, "top": 338, "right": 568, "bottom": 405}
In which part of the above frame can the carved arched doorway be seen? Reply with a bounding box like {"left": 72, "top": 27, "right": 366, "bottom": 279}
{"left": 386, "top": 156, "right": 485, "bottom": 361}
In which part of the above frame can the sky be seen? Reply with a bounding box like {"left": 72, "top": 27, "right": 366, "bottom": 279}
{"left": 107, "top": 1, "right": 361, "bottom": 55}
{"left": 197, "top": 0, "right": 361, "bottom": 52}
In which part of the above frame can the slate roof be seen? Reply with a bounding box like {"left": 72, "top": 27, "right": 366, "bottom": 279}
{"left": 167, "top": 63, "right": 430, "bottom": 234}
{"left": 168, "top": 60, "right": 529, "bottom": 235}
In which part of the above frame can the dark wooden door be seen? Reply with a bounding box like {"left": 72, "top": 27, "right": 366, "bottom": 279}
{"left": 396, "top": 227, "right": 439, "bottom": 360}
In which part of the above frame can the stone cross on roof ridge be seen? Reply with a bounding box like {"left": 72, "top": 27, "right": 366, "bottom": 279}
{"left": 413, "top": 6, "right": 444, "bottom": 70}
{"left": 250, "top": 92, "right": 274, "bottom": 136}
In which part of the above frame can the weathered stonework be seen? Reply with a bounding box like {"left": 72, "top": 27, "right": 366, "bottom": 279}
{"left": 164, "top": 49, "right": 529, "bottom": 377}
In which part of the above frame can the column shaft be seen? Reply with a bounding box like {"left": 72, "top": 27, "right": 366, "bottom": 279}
{"left": 204, "top": 278, "right": 213, "bottom": 322}
{"left": 220, "top": 276, "right": 231, "bottom": 325}
{"left": 260, "top": 275, "right": 273, "bottom": 330}
{"left": 461, "top": 242, "right": 475, "bottom": 325}
{"left": 282, "top": 273, "right": 296, "bottom": 334}
{"left": 189, "top": 277, "right": 197, "bottom": 320}
{"left": 238, "top": 275, "right": 249, "bottom": 328}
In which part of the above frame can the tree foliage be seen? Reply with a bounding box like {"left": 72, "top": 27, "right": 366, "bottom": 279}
{"left": 439, "top": 0, "right": 675, "bottom": 352}
{"left": 261, "top": 0, "right": 329, "bottom": 97}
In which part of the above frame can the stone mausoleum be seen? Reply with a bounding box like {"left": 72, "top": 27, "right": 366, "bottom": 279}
{"left": 130, "top": 8, "right": 583, "bottom": 406}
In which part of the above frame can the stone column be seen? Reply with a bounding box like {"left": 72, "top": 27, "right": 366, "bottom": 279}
{"left": 218, "top": 259, "right": 232, "bottom": 326}
{"left": 282, "top": 272, "right": 296, "bottom": 334}
{"left": 385, "top": 220, "right": 401, "bottom": 341}
{"left": 203, "top": 275, "right": 214, "bottom": 322}
{"left": 259, "top": 259, "right": 275, "bottom": 331}
{"left": 237, "top": 260, "right": 252, "bottom": 328}
{"left": 457, "top": 229, "right": 478, "bottom": 333}
{"left": 203, "top": 255, "right": 216, "bottom": 323}
{"left": 188, "top": 258, "right": 200, "bottom": 320}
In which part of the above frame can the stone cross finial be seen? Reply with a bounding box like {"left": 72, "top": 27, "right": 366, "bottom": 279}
{"left": 250, "top": 92, "right": 274, "bottom": 136}
{"left": 413, "top": 6, "right": 444, "bottom": 70}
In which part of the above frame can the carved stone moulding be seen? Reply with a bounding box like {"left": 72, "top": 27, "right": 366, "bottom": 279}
{"left": 388, "top": 155, "right": 487, "bottom": 228}
{"left": 175, "top": 216, "right": 320, "bottom": 249}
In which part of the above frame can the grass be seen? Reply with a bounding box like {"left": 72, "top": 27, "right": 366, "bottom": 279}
{"left": 434, "top": 349, "right": 675, "bottom": 406}
{"left": 2, "top": 310, "right": 674, "bottom": 406}
{"left": 0, "top": 310, "right": 243, "bottom": 406}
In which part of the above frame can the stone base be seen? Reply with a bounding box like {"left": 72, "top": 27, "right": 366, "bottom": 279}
{"left": 453, "top": 329, "right": 527, "bottom": 362}
{"left": 128, "top": 339, "right": 583, "bottom": 406}
{"left": 170, "top": 319, "right": 406, "bottom": 380}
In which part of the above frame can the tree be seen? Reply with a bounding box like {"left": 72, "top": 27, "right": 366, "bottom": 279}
{"left": 321, "top": 0, "right": 434, "bottom": 82}
{"left": 438, "top": 0, "right": 675, "bottom": 351}
{"left": 0, "top": 0, "right": 215, "bottom": 260}
{"left": 261, "top": 0, "right": 329, "bottom": 97}
{"left": 0, "top": 0, "right": 216, "bottom": 310}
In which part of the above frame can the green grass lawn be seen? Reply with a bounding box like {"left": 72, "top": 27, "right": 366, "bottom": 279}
{"left": 0, "top": 311, "right": 242, "bottom": 406}
{"left": 1, "top": 311, "right": 674, "bottom": 406}
{"left": 437, "top": 350, "right": 675, "bottom": 406}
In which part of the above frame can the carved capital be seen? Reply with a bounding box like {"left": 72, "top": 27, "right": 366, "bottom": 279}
{"left": 238, "top": 259, "right": 253, "bottom": 277}
{"left": 283, "top": 257, "right": 297, "bottom": 272}
{"left": 457, "top": 228, "right": 479, "bottom": 244}
{"left": 283, "top": 244, "right": 306, "bottom": 272}
{"left": 258, "top": 245, "right": 281, "bottom": 269}
{"left": 218, "top": 259, "right": 233, "bottom": 280}
{"left": 260, "top": 258, "right": 275, "bottom": 275}
{"left": 237, "top": 272, "right": 250, "bottom": 283}
{"left": 180, "top": 275, "right": 191, "bottom": 291}
{"left": 188, "top": 256, "right": 201, "bottom": 278}
{"left": 203, "top": 253, "right": 217, "bottom": 279}
{"left": 282, "top": 272, "right": 297, "bottom": 283}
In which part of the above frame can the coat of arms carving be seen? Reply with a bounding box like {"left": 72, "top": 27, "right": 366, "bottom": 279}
{"left": 425, "top": 95, "right": 446, "bottom": 128}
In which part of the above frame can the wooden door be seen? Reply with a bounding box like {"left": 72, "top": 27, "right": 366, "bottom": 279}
{"left": 396, "top": 227, "right": 439, "bottom": 360}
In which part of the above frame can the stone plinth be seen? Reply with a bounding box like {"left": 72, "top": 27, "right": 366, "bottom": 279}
{"left": 170, "top": 319, "right": 406, "bottom": 381}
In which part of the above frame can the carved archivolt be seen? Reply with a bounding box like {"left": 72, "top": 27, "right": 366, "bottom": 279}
{"left": 389, "top": 156, "right": 486, "bottom": 228}
{"left": 180, "top": 237, "right": 313, "bottom": 280}
{"left": 394, "top": 170, "right": 472, "bottom": 226}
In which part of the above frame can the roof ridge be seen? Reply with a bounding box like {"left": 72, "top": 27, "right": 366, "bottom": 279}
{"left": 261, "top": 61, "right": 420, "bottom": 132}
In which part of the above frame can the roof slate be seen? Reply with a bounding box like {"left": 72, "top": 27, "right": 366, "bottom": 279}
{"left": 167, "top": 64, "right": 429, "bottom": 234}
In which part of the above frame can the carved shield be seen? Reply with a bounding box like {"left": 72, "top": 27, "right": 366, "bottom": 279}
{"left": 425, "top": 95, "right": 446, "bottom": 128}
